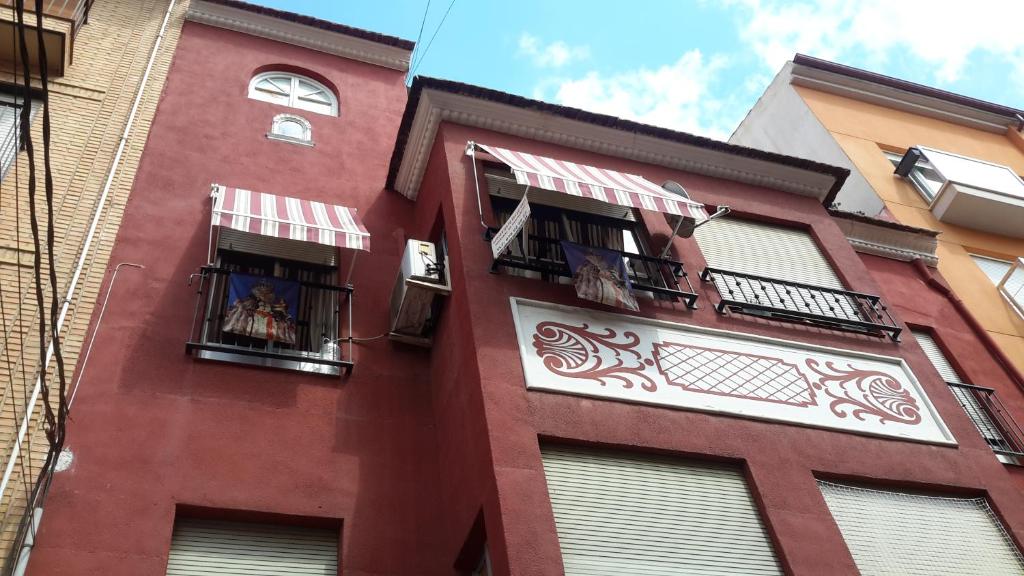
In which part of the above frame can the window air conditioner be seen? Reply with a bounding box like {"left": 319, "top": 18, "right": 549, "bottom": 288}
{"left": 389, "top": 239, "right": 451, "bottom": 346}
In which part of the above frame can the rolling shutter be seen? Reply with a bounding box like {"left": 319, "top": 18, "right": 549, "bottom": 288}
{"left": 0, "top": 97, "right": 40, "bottom": 181}
{"left": 694, "top": 217, "right": 843, "bottom": 289}
{"left": 166, "top": 519, "right": 339, "bottom": 575}
{"left": 911, "top": 331, "right": 961, "bottom": 383}
{"left": 911, "top": 330, "right": 1007, "bottom": 449}
{"left": 541, "top": 446, "right": 782, "bottom": 575}
{"left": 819, "top": 481, "right": 1024, "bottom": 576}
{"left": 972, "top": 254, "right": 1012, "bottom": 286}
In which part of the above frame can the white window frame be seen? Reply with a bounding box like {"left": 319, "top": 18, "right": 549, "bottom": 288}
{"left": 268, "top": 113, "right": 313, "bottom": 146}
{"left": 885, "top": 150, "right": 943, "bottom": 201}
{"left": 978, "top": 255, "right": 1024, "bottom": 320}
{"left": 248, "top": 71, "right": 339, "bottom": 116}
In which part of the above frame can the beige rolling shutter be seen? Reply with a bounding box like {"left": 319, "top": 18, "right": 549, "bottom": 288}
{"left": 541, "top": 446, "right": 782, "bottom": 575}
{"left": 819, "top": 481, "right": 1024, "bottom": 576}
{"left": 911, "top": 331, "right": 962, "bottom": 383}
{"left": 694, "top": 217, "right": 843, "bottom": 289}
{"left": 972, "top": 254, "right": 1012, "bottom": 286}
{"left": 166, "top": 519, "right": 339, "bottom": 575}
{"left": 911, "top": 330, "right": 1006, "bottom": 448}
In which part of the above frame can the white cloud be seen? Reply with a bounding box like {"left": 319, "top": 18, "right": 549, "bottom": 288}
{"left": 518, "top": 33, "right": 590, "bottom": 68}
{"left": 542, "top": 50, "right": 736, "bottom": 140}
{"left": 728, "top": 0, "right": 1024, "bottom": 83}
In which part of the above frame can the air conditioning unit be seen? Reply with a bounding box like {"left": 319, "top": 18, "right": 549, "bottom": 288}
{"left": 389, "top": 239, "right": 451, "bottom": 346}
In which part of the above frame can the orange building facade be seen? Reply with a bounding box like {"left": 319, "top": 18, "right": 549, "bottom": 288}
{"left": 733, "top": 55, "right": 1024, "bottom": 378}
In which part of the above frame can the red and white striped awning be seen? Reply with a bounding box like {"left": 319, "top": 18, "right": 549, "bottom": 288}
{"left": 475, "top": 143, "right": 709, "bottom": 221}
{"left": 211, "top": 185, "right": 370, "bottom": 252}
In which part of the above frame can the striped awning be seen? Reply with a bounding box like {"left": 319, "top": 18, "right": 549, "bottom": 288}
{"left": 476, "top": 143, "right": 709, "bottom": 221}
{"left": 211, "top": 185, "right": 370, "bottom": 252}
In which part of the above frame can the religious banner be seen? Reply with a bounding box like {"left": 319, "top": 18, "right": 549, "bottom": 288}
{"left": 511, "top": 298, "right": 955, "bottom": 445}
{"left": 561, "top": 241, "right": 639, "bottom": 311}
{"left": 491, "top": 192, "right": 531, "bottom": 259}
{"left": 223, "top": 274, "right": 299, "bottom": 344}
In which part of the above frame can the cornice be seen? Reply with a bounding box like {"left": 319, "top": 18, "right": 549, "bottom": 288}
{"left": 789, "top": 63, "right": 1013, "bottom": 134}
{"left": 832, "top": 215, "right": 939, "bottom": 267}
{"left": 393, "top": 89, "right": 839, "bottom": 202}
{"left": 186, "top": 1, "right": 412, "bottom": 71}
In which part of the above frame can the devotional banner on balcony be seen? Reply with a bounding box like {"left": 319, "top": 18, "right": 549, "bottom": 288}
{"left": 223, "top": 274, "right": 299, "bottom": 344}
{"left": 510, "top": 298, "right": 955, "bottom": 445}
{"left": 561, "top": 241, "right": 639, "bottom": 312}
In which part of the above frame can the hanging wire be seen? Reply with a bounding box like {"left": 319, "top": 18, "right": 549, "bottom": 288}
{"left": 406, "top": 0, "right": 431, "bottom": 83}
{"left": 2, "top": 1, "right": 67, "bottom": 572}
{"left": 407, "top": 0, "right": 457, "bottom": 79}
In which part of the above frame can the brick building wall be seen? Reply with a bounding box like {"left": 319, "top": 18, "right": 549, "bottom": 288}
{"left": 0, "top": 0, "right": 188, "bottom": 568}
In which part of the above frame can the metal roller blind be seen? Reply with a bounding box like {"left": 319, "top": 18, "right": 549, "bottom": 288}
{"left": 485, "top": 167, "right": 638, "bottom": 222}
{"left": 911, "top": 330, "right": 1005, "bottom": 446}
{"left": 911, "top": 330, "right": 961, "bottom": 383}
{"left": 166, "top": 519, "right": 339, "bottom": 575}
{"left": 972, "top": 254, "right": 1012, "bottom": 286}
{"left": 541, "top": 446, "right": 782, "bottom": 575}
{"left": 218, "top": 227, "right": 338, "bottom": 266}
{"left": 819, "top": 481, "right": 1024, "bottom": 576}
{"left": 694, "top": 217, "right": 843, "bottom": 289}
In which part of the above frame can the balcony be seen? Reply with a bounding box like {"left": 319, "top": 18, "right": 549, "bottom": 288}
{"left": 185, "top": 266, "right": 353, "bottom": 376}
{"left": 895, "top": 146, "right": 1024, "bottom": 238}
{"left": 0, "top": 0, "right": 93, "bottom": 77}
{"left": 701, "top": 267, "right": 901, "bottom": 341}
{"left": 487, "top": 227, "right": 699, "bottom": 307}
{"left": 947, "top": 382, "right": 1024, "bottom": 463}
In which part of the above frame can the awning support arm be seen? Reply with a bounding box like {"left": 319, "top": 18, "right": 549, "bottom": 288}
{"left": 466, "top": 141, "right": 488, "bottom": 231}
{"left": 659, "top": 205, "right": 730, "bottom": 259}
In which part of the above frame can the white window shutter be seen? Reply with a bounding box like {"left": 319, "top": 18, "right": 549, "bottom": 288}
{"left": 972, "top": 254, "right": 1013, "bottom": 286}
{"left": 0, "top": 98, "right": 38, "bottom": 181}
{"left": 911, "top": 330, "right": 1008, "bottom": 448}
{"left": 166, "top": 519, "right": 338, "bottom": 575}
{"left": 541, "top": 446, "right": 782, "bottom": 575}
{"left": 820, "top": 482, "right": 1024, "bottom": 575}
{"left": 911, "top": 330, "right": 962, "bottom": 383}
{"left": 694, "top": 217, "right": 843, "bottom": 289}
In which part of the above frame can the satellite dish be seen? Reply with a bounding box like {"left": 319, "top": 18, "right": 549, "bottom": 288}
{"left": 661, "top": 181, "right": 696, "bottom": 238}
{"left": 661, "top": 180, "right": 690, "bottom": 199}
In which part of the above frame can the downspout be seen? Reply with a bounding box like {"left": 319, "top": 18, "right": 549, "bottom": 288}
{"left": 1, "top": 0, "right": 178, "bottom": 525}
{"left": 911, "top": 258, "right": 1024, "bottom": 391}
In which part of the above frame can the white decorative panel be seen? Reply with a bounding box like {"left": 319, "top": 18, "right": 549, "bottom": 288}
{"left": 512, "top": 298, "right": 954, "bottom": 445}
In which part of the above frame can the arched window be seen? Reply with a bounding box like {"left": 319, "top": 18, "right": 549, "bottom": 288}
{"left": 268, "top": 114, "right": 312, "bottom": 145}
{"left": 248, "top": 72, "right": 338, "bottom": 116}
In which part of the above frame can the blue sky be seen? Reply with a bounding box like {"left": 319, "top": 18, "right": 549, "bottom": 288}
{"left": 251, "top": 1, "right": 1024, "bottom": 141}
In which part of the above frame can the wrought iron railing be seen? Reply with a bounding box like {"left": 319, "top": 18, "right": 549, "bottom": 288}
{"left": 701, "top": 267, "right": 901, "bottom": 341}
{"left": 947, "top": 382, "right": 1024, "bottom": 460}
{"left": 186, "top": 266, "right": 353, "bottom": 375}
{"left": 487, "top": 227, "right": 699, "bottom": 307}
{"left": 0, "top": 0, "right": 93, "bottom": 32}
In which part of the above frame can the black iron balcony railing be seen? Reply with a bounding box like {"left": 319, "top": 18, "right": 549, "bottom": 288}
{"left": 186, "top": 266, "right": 353, "bottom": 375}
{"left": 701, "top": 267, "right": 901, "bottom": 341}
{"left": 947, "top": 382, "right": 1024, "bottom": 460}
{"left": 487, "top": 227, "right": 699, "bottom": 307}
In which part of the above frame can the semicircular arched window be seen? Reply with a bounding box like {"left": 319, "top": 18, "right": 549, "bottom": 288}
{"left": 248, "top": 72, "right": 338, "bottom": 116}
{"left": 268, "top": 114, "right": 312, "bottom": 145}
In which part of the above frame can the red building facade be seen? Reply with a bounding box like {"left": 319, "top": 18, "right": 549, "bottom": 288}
{"left": 24, "top": 2, "right": 1024, "bottom": 575}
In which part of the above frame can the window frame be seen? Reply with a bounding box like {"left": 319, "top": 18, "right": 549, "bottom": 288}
{"left": 248, "top": 71, "right": 339, "bottom": 116}
{"left": 267, "top": 113, "right": 313, "bottom": 146}
{"left": 886, "top": 150, "right": 943, "bottom": 201}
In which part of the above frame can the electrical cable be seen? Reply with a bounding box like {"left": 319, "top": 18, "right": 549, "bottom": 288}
{"left": 407, "top": 0, "right": 431, "bottom": 81}
{"left": 407, "top": 0, "right": 456, "bottom": 79}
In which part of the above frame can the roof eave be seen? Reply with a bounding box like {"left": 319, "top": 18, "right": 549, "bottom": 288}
{"left": 388, "top": 77, "right": 849, "bottom": 205}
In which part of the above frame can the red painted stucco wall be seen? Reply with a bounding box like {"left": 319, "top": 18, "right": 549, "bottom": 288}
{"left": 27, "top": 22, "right": 452, "bottom": 576}
{"left": 27, "top": 19, "right": 1024, "bottom": 576}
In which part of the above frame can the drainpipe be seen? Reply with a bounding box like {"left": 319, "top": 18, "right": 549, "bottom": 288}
{"left": 0, "top": 0, "right": 178, "bottom": 539}
{"left": 911, "top": 258, "right": 1024, "bottom": 391}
